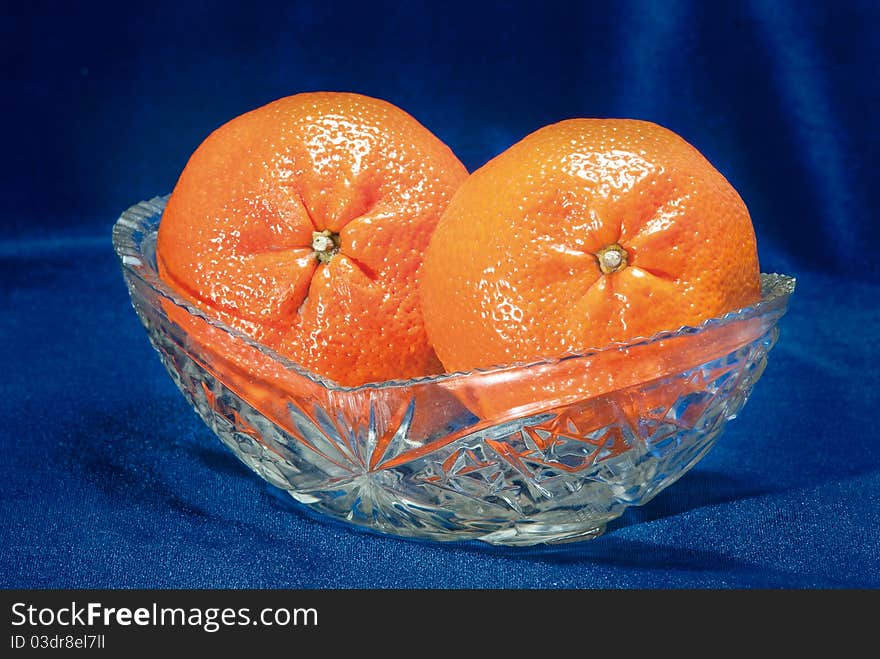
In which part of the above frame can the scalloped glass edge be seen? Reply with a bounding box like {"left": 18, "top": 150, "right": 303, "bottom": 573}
{"left": 112, "top": 195, "right": 797, "bottom": 392}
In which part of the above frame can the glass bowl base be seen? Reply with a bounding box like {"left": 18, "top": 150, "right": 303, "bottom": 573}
{"left": 477, "top": 522, "right": 607, "bottom": 546}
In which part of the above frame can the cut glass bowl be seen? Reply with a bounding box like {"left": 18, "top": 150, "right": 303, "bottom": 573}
{"left": 113, "top": 196, "right": 795, "bottom": 546}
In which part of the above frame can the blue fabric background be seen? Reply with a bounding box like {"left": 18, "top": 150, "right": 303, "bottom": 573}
{"left": 2, "top": 0, "right": 878, "bottom": 588}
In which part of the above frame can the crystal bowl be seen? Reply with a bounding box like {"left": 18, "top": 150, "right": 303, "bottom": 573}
{"left": 113, "top": 196, "right": 795, "bottom": 546}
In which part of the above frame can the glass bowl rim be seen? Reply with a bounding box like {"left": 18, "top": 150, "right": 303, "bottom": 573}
{"left": 113, "top": 194, "right": 796, "bottom": 393}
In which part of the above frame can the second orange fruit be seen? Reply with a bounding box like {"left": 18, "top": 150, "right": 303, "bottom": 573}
{"left": 421, "top": 118, "right": 762, "bottom": 374}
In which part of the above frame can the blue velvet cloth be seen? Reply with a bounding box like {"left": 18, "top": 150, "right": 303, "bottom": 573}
{"left": 2, "top": 1, "right": 878, "bottom": 589}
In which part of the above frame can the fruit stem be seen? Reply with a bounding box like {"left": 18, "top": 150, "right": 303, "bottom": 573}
{"left": 596, "top": 243, "right": 628, "bottom": 274}
{"left": 312, "top": 230, "right": 341, "bottom": 263}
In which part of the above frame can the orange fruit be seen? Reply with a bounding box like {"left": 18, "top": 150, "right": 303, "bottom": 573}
{"left": 420, "top": 118, "right": 761, "bottom": 375}
{"left": 157, "top": 92, "right": 468, "bottom": 386}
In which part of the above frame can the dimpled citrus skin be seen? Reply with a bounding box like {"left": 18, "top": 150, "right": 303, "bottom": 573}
{"left": 420, "top": 118, "right": 761, "bottom": 373}
{"left": 157, "top": 92, "right": 468, "bottom": 386}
